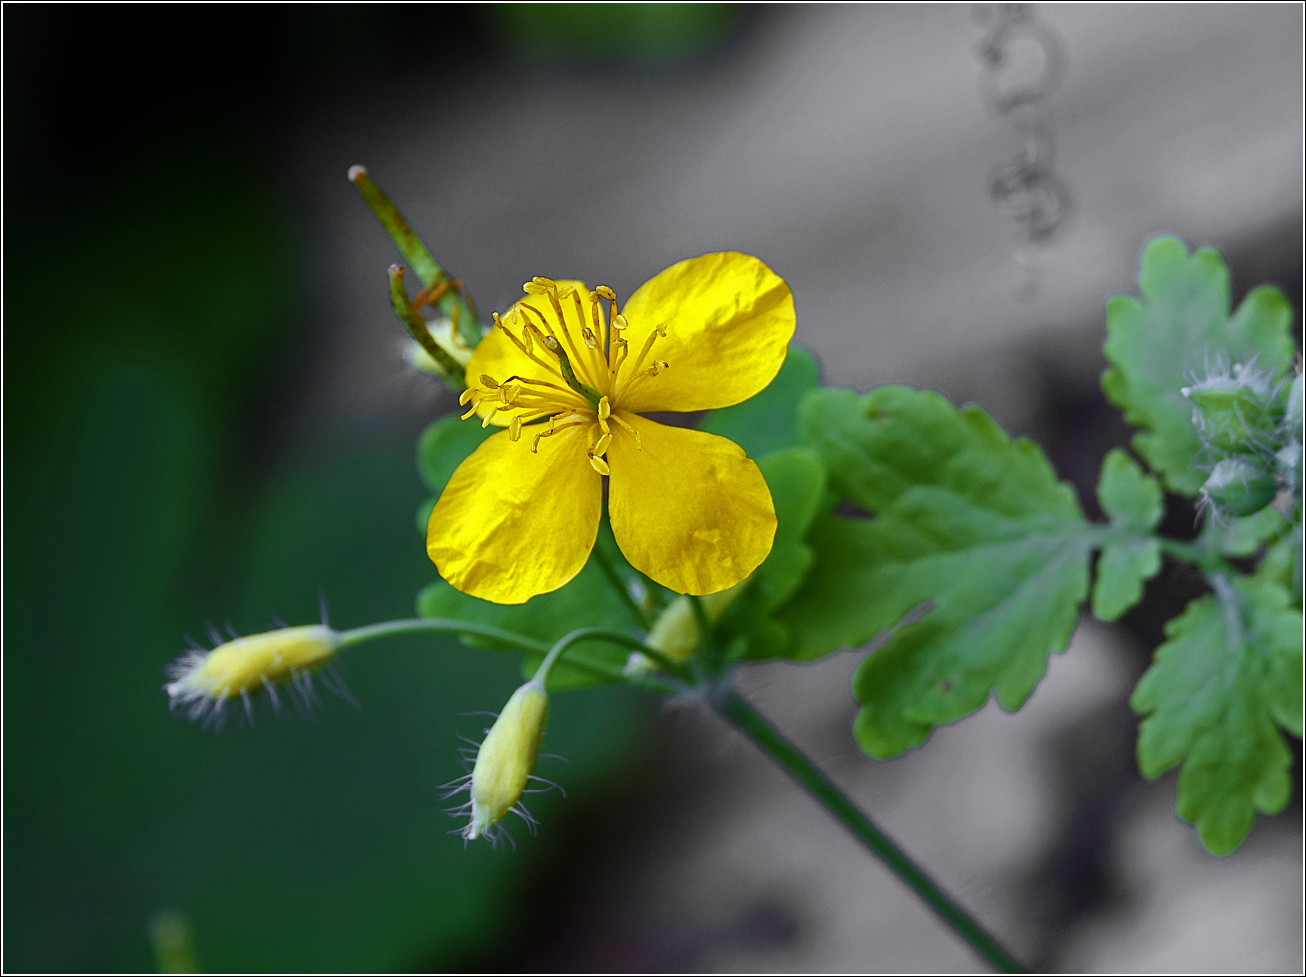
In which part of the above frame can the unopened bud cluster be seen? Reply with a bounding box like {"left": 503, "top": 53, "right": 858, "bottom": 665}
{"left": 1183, "top": 362, "right": 1302, "bottom": 518}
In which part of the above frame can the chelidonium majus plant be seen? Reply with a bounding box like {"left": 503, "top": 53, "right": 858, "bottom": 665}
{"left": 162, "top": 169, "right": 1302, "bottom": 972}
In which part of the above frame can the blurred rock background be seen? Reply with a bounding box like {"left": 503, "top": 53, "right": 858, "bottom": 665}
{"left": 4, "top": 4, "right": 1301, "bottom": 972}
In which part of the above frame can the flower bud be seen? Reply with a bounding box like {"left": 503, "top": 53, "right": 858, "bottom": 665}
{"left": 1183, "top": 363, "right": 1277, "bottom": 453}
{"left": 164, "top": 625, "right": 340, "bottom": 727}
{"left": 1201, "top": 456, "right": 1278, "bottom": 517}
{"left": 462, "top": 680, "right": 550, "bottom": 842}
{"left": 625, "top": 579, "right": 751, "bottom": 676}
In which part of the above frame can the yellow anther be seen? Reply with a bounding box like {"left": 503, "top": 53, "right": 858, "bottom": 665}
{"left": 480, "top": 374, "right": 500, "bottom": 389}
{"left": 595, "top": 286, "right": 616, "bottom": 301}
{"left": 460, "top": 398, "right": 481, "bottom": 420}
{"left": 582, "top": 327, "right": 598, "bottom": 349}
{"left": 523, "top": 280, "right": 548, "bottom": 294}
{"left": 657, "top": 359, "right": 670, "bottom": 370}
{"left": 613, "top": 314, "right": 628, "bottom": 331}
{"left": 588, "top": 453, "right": 611, "bottom": 476}
{"left": 482, "top": 409, "right": 499, "bottom": 428}
{"left": 509, "top": 415, "right": 523, "bottom": 442}
{"left": 594, "top": 432, "right": 612, "bottom": 456}
{"left": 459, "top": 389, "right": 475, "bottom": 406}
{"left": 598, "top": 396, "right": 611, "bottom": 420}
{"left": 656, "top": 322, "right": 667, "bottom": 337}
{"left": 532, "top": 431, "right": 546, "bottom": 453}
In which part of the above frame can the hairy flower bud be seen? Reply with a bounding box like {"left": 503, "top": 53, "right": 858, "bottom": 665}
{"left": 460, "top": 680, "right": 550, "bottom": 843}
{"left": 1183, "top": 363, "right": 1279, "bottom": 453}
{"left": 1201, "top": 456, "right": 1278, "bottom": 517}
{"left": 164, "top": 625, "right": 341, "bottom": 727}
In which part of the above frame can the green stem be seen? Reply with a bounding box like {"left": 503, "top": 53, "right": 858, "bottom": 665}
{"left": 337, "top": 618, "right": 550, "bottom": 655}
{"left": 349, "top": 164, "right": 480, "bottom": 342}
{"left": 540, "top": 626, "right": 694, "bottom": 685}
{"left": 590, "top": 545, "right": 653, "bottom": 629}
{"left": 387, "top": 265, "right": 466, "bottom": 390}
{"left": 337, "top": 618, "right": 687, "bottom": 689}
{"left": 717, "top": 691, "right": 1026, "bottom": 974}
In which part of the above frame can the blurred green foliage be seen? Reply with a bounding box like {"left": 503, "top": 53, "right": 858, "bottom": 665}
{"left": 3, "top": 154, "right": 646, "bottom": 971}
{"left": 488, "top": 3, "right": 745, "bottom": 64}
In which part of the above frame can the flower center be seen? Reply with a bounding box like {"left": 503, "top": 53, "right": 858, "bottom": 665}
{"left": 458, "top": 277, "right": 668, "bottom": 471}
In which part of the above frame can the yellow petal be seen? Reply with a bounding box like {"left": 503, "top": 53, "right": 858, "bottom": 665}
{"left": 613, "top": 252, "right": 795, "bottom": 413}
{"left": 607, "top": 411, "right": 776, "bottom": 595}
{"left": 428, "top": 423, "right": 601, "bottom": 603}
{"left": 466, "top": 280, "right": 609, "bottom": 423}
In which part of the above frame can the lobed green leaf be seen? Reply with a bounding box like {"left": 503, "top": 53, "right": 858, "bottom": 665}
{"left": 1091, "top": 448, "right": 1163, "bottom": 621}
{"left": 718, "top": 447, "right": 828, "bottom": 660}
{"left": 1131, "top": 576, "right": 1303, "bottom": 855}
{"left": 1102, "top": 236, "right": 1296, "bottom": 494}
{"left": 784, "top": 385, "right": 1093, "bottom": 758}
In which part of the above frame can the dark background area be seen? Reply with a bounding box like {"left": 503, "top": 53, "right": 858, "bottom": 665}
{"left": 5, "top": 4, "right": 1302, "bottom": 973}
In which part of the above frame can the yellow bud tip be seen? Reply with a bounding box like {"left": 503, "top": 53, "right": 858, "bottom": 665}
{"left": 164, "top": 624, "right": 341, "bottom": 728}
{"left": 347, "top": 164, "right": 368, "bottom": 183}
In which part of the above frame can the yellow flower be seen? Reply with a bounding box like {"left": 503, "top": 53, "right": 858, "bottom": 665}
{"left": 427, "top": 252, "right": 794, "bottom": 604}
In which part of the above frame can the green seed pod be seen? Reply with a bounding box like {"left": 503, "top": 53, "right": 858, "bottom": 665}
{"left": 1202, "top": 456, "right": 1279, "bottom": 517}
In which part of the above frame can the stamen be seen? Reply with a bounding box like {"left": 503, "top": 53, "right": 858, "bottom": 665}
{"left": 500, "top": 375, "right": 569, "bottom": 393}
{"left": 460, "top": 392, "right": 487, "bottom": 420}
{"left": 609, "top": 338, "right": 629, "bottom": 384}
{"left": 532, "top": 418, "right": 588, "bottom": 453}
{"left": 581, "top": 328, "right": 598, "bottom": 349}
{"left": 492, "top": 312, "right": 568, "bottom": 383}
{"left": 617, "top": 323, "right": 668, "bottom": 397}
{"left": 597, "top": 397, "right": 611, "bottom": 421}
{"left": 534, "top": 284, "right": 594, "bottom": 391}
{"left": 588, "top": 454, "right": 611, "bottom": 476}
{"left": 612, "top": 314, "right": 628, "bottom": 331}
{"left": 509, "top": 416, "right": 522, "bottom": 442}
{"left": 611, "top": 412, "right": 643, "bottom": 449}
{"left": 481, "top": 408, "right": 500, "bottom": 428}
{"left": 458, "top": 389, "right": 475, "bottom": 406}
{"left": 594, "top": 432, "right": 612, "bottom": 456}
{"left": 595, "top": 286, "right": 616, "bottom": 301}
{"left": 480, "top": 374, "right": 500, "bottom": 389}
{"left": 589, "top": 291, "right": 607, "bottom": 355}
